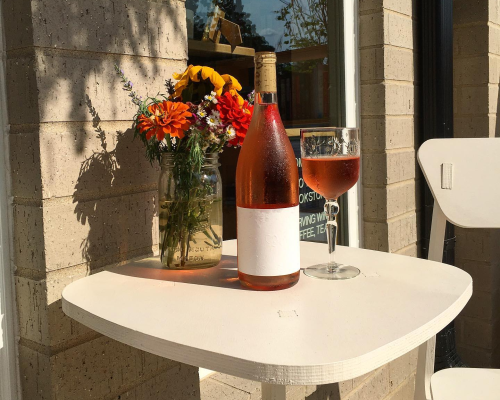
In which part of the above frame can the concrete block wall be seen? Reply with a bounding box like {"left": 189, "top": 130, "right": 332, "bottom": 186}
{"left": 4, "top": 0, "right": 201, "bottom": 398}
{"left": 356, "top": 1, "right": 420, "bottom": 398}
{"left": 359, "top": 0, "right": 421, "bottom": 260}
{"left": 453, "top": 0, "right": 500, "bottom": 367}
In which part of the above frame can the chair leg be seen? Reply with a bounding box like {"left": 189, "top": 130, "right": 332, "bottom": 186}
{"left": 428, "top": 203, "right": 446, "bottom": 263}
{"left": 262, "top": 383, "right": 287, "bottom": 400}
{"left": 414, "top": 336, "right": 436, "bottom": 400}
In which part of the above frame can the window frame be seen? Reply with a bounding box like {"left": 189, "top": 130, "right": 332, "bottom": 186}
{"left": 343, "top": 0, "right": 362, "bottom": 248}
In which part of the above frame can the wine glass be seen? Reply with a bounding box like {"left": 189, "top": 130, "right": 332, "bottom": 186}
{"left": 300, "top": 127, "right": 361, "bottom": 280}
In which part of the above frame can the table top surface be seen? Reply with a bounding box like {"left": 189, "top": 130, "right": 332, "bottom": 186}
{"left": 62, "top": 240, "right": 472, "bottom": 385}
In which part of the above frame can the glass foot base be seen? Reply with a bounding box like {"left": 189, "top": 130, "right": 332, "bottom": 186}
{"left": 303, "top": 263, "right": 360, "bottom": 280}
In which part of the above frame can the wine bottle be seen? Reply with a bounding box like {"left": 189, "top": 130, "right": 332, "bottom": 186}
{"left": 236, "top": 52, "right": 300, "bottom": 290}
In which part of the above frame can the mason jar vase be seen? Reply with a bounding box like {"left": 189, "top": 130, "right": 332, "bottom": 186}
{"left": 158, "top": 153, "right": 223, "bottom": 269}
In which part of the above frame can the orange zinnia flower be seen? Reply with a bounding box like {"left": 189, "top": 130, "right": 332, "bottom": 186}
{"left": 137, "top": 101, "right": 192, "bottom": 141}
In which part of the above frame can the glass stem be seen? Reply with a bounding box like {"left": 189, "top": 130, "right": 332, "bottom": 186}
{"left": 325, "top": 200, "right": 340, "bottom": 273}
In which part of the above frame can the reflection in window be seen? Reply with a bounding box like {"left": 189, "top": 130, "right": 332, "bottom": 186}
{"left": 186, "top": 0, "right": 342, "bottom": 243}
{"left": 186, "top": 0, "right": 331, "bottom": 129}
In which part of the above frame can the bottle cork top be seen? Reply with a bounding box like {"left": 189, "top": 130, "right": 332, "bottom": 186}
{"left": 255, "top": 52, "right": 277, "bottom": 93}
{"left": 255, "top": 51, "right": 277, "bottom": 62}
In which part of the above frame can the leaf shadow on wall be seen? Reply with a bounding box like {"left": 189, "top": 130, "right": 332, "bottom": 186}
{"left": 73, "top": 95, "right": 158, "bottom": 270}
{"left": 3, "top": 1, "right": 203, "bottom": 397}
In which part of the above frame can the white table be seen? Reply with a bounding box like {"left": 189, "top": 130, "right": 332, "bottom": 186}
{"left": 62, "top": 240, "right": 472, "bottom": 400}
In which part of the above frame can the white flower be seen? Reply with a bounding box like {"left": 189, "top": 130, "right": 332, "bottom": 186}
{"left": 208, "top": 132, "right": 220, "bottom": 144}
{"left": 197, "top": 109, "right": 207, "bottom": 118}
{"left": 226, "top": 125, "right": 236, "bottom": 139}
{"left": 210, "top": 91, "right": 216, "bottom": 96}
{"left": 171, "top": 137, "right": 177, "bottom": 145}
{"left": 207, "top": 116, "right": 219, "bottom": 127}
{"left": 211, "top": 110, "right": 220, "bottom": 119}
{"left": 207, "top": 113, "right": 221, "bottom": 127}
{"left": 205, "top": 92, "right": 218, "bottom": 104}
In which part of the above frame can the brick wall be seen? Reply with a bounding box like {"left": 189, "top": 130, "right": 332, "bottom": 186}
{"left": 453, "top": 0, "right": 500, "bottom": 368}
{"left": 4, "top": 0, "right": 201, "bottom": 398}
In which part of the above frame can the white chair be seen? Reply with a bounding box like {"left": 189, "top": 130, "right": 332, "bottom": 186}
{"left": 417, "top": 138, "right": 500, "bottom": 400}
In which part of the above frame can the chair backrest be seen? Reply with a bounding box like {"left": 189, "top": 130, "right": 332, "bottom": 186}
{"left": 418, "top": 138, "right": 500, "bottom": 228}
{"left": 417, "top": 138, "right": 500, "bottom": 262}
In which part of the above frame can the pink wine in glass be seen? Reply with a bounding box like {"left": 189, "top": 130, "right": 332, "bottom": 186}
{"left": 236, "top": 52, "right": 300, "bottom": 291}
{"left": 302, "top": 156, "right": 360, "bottom": 200}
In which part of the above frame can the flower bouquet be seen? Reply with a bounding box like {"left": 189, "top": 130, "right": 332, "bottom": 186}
{"left": 116, "top": 65, "right": 254, "bottom": 269}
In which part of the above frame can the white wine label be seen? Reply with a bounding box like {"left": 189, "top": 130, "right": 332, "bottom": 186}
{"left": 237, "top": 205, "right": 300, "bottom": 276}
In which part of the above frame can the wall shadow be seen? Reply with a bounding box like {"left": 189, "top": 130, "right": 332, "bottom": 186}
{"left": 306, "top": 384, "right": 342, "bottom": 400}
{"left": 48, "top": 2, "right": 184, "bottom": 153}
{"left": 73, "top": 96, "right": 156, "bottom": 271}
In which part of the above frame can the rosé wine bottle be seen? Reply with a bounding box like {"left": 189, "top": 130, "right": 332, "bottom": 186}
{"left": 236, "top": 52, "right": 300, "bottom": 291}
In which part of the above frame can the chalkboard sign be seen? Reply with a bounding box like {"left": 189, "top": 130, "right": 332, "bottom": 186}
{"left": 289, "top": 137, "right": 327, "bottom": 243}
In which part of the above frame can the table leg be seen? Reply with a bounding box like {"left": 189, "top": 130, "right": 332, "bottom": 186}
{"left": 261, "top": 383, "right": 287, "bottom": 400}
{"left": 414, "top": 336, "right": 436, "bottom": 400}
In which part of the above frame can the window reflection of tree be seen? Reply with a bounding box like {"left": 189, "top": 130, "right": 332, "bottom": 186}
{"left": 274, "top": 0, "right": 329, "bottom": 124}
{"left": 276, "top": 0, "right": 328, "bottom": 50}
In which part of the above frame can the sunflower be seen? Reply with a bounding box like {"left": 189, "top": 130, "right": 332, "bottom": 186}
{"left": 222, "top": 74, "right": 244, "bottom": 106}
{"left": 172, "top": 65, "right": 225, "bottom": 99}
{"left": 221, "top": 74, "right": 242, "bottom": 91}
{"left": 137, "top": 101, "right": 192, "bottom": 141}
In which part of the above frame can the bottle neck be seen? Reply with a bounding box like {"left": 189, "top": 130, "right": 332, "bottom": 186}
{"left": 256, "top": 92, "right": 278, "bottom": 105}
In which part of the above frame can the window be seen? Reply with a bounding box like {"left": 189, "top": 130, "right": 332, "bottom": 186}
{"left": 186, "top": 0, "right": 360, "bottom": 246}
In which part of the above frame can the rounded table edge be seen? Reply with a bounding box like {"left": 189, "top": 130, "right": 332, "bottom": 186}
{"left": 61, "top": 277, "right": 472, "bottom": 385}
